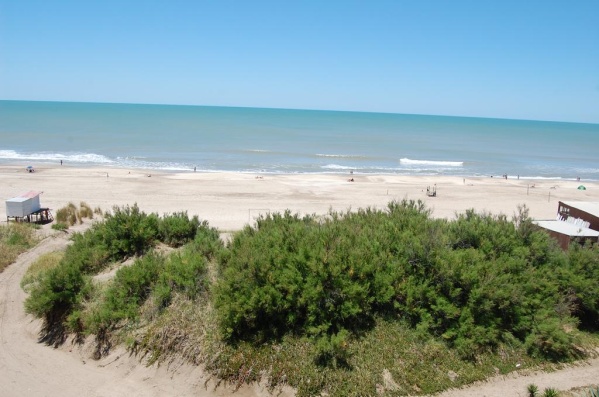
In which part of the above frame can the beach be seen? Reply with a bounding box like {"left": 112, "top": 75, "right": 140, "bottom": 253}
{"left": 2, "top": 163, "right": 599, "bottom": 397}
{"left": 2, "top": 163, "right": 598, "bottom": 231}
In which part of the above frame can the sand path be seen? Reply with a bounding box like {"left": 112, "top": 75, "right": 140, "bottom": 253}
{"left": 438, "top": 360, "right": 599, "bottom": 396}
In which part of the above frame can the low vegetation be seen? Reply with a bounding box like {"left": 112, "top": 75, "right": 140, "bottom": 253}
{"left": 22, "top": 200, "right": 599, "bottom": 396}
{"left": 53, "top": 201, "right": 98, "bottom": 230}
{"left": 20, "top": 251, "right": 63, "bottom": 292}
{"left": 0, "top": 222, "right": 39, "bottom": 272}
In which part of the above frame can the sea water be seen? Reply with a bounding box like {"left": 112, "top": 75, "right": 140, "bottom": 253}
{"left": 1, "top": 100, "right": 598, "bottom": 180}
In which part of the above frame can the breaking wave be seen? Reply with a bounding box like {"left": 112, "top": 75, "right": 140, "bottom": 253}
{"left": 400, "top": 158, "right": 463, "bottom": 167}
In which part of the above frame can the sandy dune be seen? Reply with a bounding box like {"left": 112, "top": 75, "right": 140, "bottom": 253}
{"left": 1, "top": 163, "right": 599, "bottom": 396}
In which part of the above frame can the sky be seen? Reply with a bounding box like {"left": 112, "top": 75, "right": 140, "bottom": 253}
{"left": 0, "top": 1, "right": 598, "bottom": 123}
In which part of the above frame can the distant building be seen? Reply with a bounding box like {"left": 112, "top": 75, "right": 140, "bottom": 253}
{"left": 558, "top": 201, "right": 599, "bottom": 231}
{"left": 533, "top": 201, "right": 599, "bottom": 250}
{"left": 533, "top": 220, "right": 599, "bottom": 250}
{"left": 5, "top": 191, "right": 52, "bottom": 223}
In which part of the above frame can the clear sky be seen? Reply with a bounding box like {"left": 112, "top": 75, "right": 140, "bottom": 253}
{"left": 1, "top": 1, "right": 597, "bottom": 123}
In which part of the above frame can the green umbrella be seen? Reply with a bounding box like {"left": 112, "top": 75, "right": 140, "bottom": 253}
{"left": 578, "top": 185, "right": 586, "bottom": 190}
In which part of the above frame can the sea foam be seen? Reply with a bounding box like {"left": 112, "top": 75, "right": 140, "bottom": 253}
{"left": 400, "top": 158, "right": 464, "bottom": 167}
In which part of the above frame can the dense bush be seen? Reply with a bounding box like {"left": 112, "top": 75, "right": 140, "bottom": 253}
{"left": 84, "top": 252, "right": 166, "bottom": 333}
{"left": 97, "top": 204, "right": 161, "bottom": 260}
{"left": 25, "top": 260, "right": 91, "bottom": 326}
{"left": 159, "top": 212, "right": 201, "bottom": 247}
{"left": 153, "top": 245, "right": 210, "bottom": 309}
{"left": 215, "top": 200, "right": 592, "bottom": 361}
{"left": 25, "top": 205, "right": 213, "bottom": 333}
{"left": 215, "top": 201, "right": 439, "bottom": 343}
{"left": 555, "top": 242, "right": 599, "bottom": 330}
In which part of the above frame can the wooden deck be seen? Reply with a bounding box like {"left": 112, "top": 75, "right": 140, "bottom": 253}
{"left": 6, "top": 208, "right": 53, "bottom": 224}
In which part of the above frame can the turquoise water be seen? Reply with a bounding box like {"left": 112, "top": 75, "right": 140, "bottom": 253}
{"left": 1, "top": 100, "right": 598, "bottom": 180}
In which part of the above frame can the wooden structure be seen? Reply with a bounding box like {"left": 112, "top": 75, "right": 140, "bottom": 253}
{"left": 5, "top": 191, "right": 53, "bottom": 223}
{"left": 534, "top": 220, "right": 599, "bottom": 250}
{"left": 534, "top": 201, "right": 599, "bottom": 250}
{"left": 558, "top": 201, "right": 599, "bottom": 231}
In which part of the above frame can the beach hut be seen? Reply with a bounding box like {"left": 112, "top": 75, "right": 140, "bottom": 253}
{"left": 5, "top": 191, "right": 51, "bottom": 223}
{"left": 557, "top": 201, "right": 599, "bottom": 231}
{"left": 533, "top": 220, "right": 599, "bottom": 250}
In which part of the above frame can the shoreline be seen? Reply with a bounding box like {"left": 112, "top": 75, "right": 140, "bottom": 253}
{"left": 2, "top": 159, "right": 596, "bottom": 182}
{"left": 2, "top": 163, "right": 598, "bottom": 232}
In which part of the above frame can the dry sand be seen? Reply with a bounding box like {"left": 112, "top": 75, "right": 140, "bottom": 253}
{"left": 1, "top": 163, "right": 599, "bottom": 396}
{"left": 2, "top": 164, "right": 598, "bottom": 229}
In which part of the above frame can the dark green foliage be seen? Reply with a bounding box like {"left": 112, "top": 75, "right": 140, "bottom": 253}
{"left": 88, "top": 252, "right": 165, "bottom": 331}
{"left": 215, "top": 200, "right": 591, "bottom": 362}
{"left": 97, "top": 204, "right": 160, "bottom": 259}
{"left": 153, "top": 245, "right": 210, "bottom": 309}
{"left": 315, "top": 329, "right": 351, "bottom": 368}
{"left": 191, "top": 221, "right": 225, "bottom": 260}
{"left": 25, "top": 205, "right": 214, "bottom": 334}
{"left": 562, "top": 242, "right": 599, "bottom": 329}
{"left": 159, "top": 212, "right": 200, "bottom": 247}
{"left": 25, "top": 261, "right": 90, "bottom": 326}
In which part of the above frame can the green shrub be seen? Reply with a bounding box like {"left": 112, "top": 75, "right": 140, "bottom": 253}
{"left": 25, "top": 261, "right": 90, "bottom": 329}
{"left": 215, "top": 200, "right": 586, "bottom": 361}
{"left": 21, "top": 251, "right": 64, "bottom": 292}
{"left": 51, "top": 222, "right": 68, "bottom": 232}
{"left": 158, "top": 211, "right": 200, "bottom": 247}
{"left": 25, "top": 204, "right": 206, "bottom": 333}
{"left": 85, "top": 252, "right": 165, "bottom": 332}
{"left": 98, "top": 204, "right": 160, "bottom": 260}
{"left": 562, "top": 242, "right": 599, "bottom": 329}
{"left": 315, "top": 329, "right": 351, "bottom": 368}
{"left": 190, "top": 221, "right": 225, "bottom": 260}
{"left": 153, "top": 247, "right": 209, "bottom": 309}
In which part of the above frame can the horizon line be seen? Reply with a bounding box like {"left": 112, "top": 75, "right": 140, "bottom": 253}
{"left": 1, "top": 98, "right": 597, "bottom": 126}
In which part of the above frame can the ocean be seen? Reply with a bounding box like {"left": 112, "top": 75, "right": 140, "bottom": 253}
{"left": 1, "top": 100, "right": 598, "bottom": 180}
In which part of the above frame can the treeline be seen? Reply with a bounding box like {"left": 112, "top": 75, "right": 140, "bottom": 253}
{"left": 23, "top": 200, "right": 599, "bottom": 395}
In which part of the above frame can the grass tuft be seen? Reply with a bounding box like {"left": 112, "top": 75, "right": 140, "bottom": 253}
{"left": 21, "top": 251, "right": 64, "bottom": 292}
{"left": 0, "top": 223, "right": 39, "bottom": 272}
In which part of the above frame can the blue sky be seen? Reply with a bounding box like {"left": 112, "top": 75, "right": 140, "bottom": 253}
{"left": 1, "top": 1, "right": 597, "bottom": 123}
